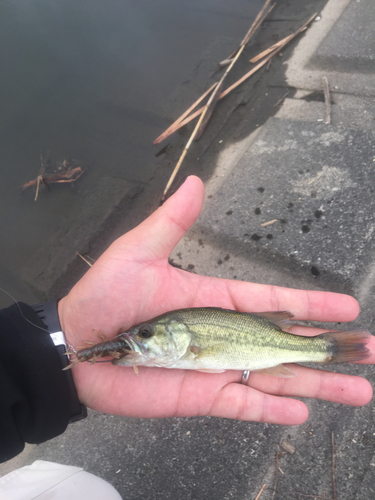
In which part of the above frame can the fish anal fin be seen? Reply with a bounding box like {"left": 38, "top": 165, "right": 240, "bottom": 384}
{"left": 254, "top": 364, "right": 296, "bottom": 378}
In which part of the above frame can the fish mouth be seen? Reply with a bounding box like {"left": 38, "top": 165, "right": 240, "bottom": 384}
{"left": 117, "top": 331, "right": 145, "bottom": 355}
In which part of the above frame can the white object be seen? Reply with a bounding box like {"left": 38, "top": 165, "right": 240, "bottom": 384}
{"left": 0, "top": 460, "right": 122, "bottom": 500}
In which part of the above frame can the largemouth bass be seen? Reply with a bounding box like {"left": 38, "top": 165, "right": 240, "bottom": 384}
{"left": 113, "top": 308, "right": 371, "bottom": 377}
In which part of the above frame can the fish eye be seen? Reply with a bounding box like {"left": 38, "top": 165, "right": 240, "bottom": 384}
{"left": 138, "top": 325, "right": 153, "bottom": 339}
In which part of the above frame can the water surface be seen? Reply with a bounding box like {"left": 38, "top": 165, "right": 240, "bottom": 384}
{"left": 0, "top": 0, "right": 262, "bottom": 304}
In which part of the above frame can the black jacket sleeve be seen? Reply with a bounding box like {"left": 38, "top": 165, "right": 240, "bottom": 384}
{"left": 0, "top": 303, "right": 73, "bottom": 462}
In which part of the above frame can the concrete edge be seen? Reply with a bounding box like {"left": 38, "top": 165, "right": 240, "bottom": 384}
{"left": 285, "top": 0, "right": 375, "bottom": 95}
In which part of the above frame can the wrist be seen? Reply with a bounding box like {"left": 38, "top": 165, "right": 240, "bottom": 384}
{"left": 32, "top": 299, "right": 87, "bottom": 423}
{"left": 57, "top": 297, "right": 69, "bottom": 342}
{"left": 57, "top": 297, "right": 81, "bottom": 354}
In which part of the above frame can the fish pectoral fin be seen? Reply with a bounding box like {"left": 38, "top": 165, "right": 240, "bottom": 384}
{"left": 254, "top": 364, "right": 296, "bottom": 378}
{"left": 194, "top": 344, "right": 226, "bottom": 360}
{"left": 190, "top": 344, "right": 228, "bottom": 370}
{"left": 197, "top": 369, "right": 226, "bottom": 373}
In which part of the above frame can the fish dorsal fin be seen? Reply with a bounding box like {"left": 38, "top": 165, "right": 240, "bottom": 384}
{"left": 250, "top": 311, "right": 293, "bottom": 328}
{"left": 254, "top": 364, "right": 296, "bottom": 378}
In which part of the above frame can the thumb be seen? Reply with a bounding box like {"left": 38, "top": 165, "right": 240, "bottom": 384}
{"left": 124, "top": 175, "right": 205, "bottom": 259}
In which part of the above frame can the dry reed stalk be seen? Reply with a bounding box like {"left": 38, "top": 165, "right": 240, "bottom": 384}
{"left": 22, "top": 166, "right": 84, "bottom": 200}
{"left": 53, "top": 167, "right": 84, "bottom": 183}
{"left": 254, "top": 484, "right": 267, "bottom": 500}
{"left": 249, "top": 31, "right": 301, "bottom": 63}
{"left": 155, "top": 53, "right": 274, "bottom": 145}
{"left": 322, "top": 76, "right": 331, "bottom": 124}
{"left": 153, "top": 82, "right": 218, "bottom": 145}
{"left": 242, "top": 0, "right": 274, "bottom": 44}
{"left": 160, "top": 0, "right": 275, "bottom": 200}
{"left": 220, "top": 0, "right": 274, "bottom": 66}
{"left": 219, "top": 49, "right": 279, "bottom": 97}
{"left": 223, "top": 11, "right": 317, "bottom": 96}
{"left": 155, "top": 12, "right": 316, "bottom": 144}
{"left": 160, "top": 86, "right": 219, "bottom": 201}
{"left": 34, "top": 174, "right": 43, "bottom": 201}
{"left": 76, "top": 252, "right": 94, "bottom": 267}
{"left": 250, "top": 11, "right": 315, "bottom": 63}
{"left": 194, "top": 0, "right": 275, "bottom": 140}
{"left": 260, "top": 219, "right": 278, "bottom": 228}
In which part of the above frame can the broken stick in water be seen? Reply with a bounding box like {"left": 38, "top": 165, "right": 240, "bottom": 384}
{"left": 22, "top": 158, "right": 84, "bottom": 201}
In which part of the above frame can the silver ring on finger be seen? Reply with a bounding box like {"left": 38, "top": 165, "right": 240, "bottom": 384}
{"left": 241, "top": 370, "right": 250, "bottom": 384}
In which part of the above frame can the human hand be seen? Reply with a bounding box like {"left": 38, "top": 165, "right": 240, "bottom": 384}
{"left": 58, "top": 176, "right": 374, "bottom": 425}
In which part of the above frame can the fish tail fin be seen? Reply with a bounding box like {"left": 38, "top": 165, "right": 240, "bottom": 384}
{"left": 321, "top": 330, "right": 371, "bottom": 364}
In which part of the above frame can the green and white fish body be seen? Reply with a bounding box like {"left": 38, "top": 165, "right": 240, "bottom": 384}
{"left": 113, "top": 308, "right": 370, "bottom": 377}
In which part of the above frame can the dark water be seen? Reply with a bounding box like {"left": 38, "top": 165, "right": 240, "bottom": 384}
{"left": 0, "top": 0, "right": 262, "bottom": 304}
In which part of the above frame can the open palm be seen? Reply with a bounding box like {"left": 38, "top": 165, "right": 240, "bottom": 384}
{"left": 58, "top": 176, "right": 374, "bottom": 425}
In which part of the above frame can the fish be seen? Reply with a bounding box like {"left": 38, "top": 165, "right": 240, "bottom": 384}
{"left": 112, "top": 308, "right": 371, "bottom": 377}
